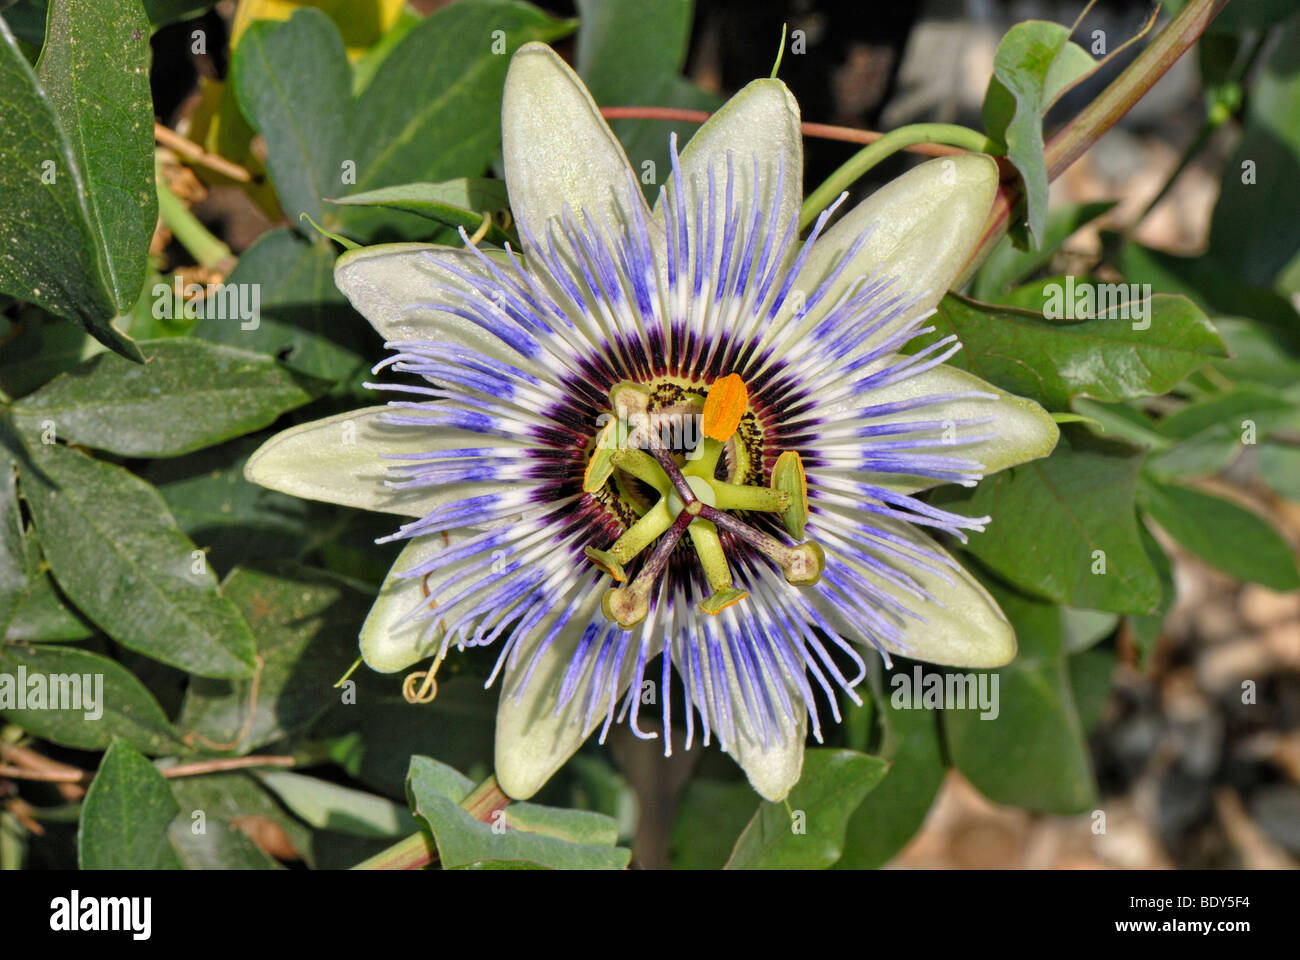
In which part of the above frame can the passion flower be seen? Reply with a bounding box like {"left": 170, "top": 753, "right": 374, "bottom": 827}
{"left": 246, "top": 43, "right": 1058, "bottom": 801}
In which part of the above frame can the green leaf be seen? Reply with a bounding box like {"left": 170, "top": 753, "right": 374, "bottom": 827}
{"left": 79, "top": 740, "right": 183, "bottom": 869}
{"left": 328, "top": 180, "right": 513, "bottom": 244}
{"left": 191, "top": 228, "right": 373, "bottom": 380}
{"left": 343, "top": 0, "right": 575, "bottom": 236}
{"left": 944, "top": 580, "right": 1097, "bottom": 814}
{"left": 925, "top": 292, "right": 1225, "bottom": 410}
{"left": 724, "top": 749, "right": 888, "bottom": 869}
{"left": 1128, "top": 522, "right": 1174, "bottom": 667}
{"left": 982, "top": 20, "right": 1094, "bottom": 246}
{"left": 1258, "top": 443, "right": 1300, "bottom": 502}
{"left": 12, "top": 338, "right": 323, "bottom": 458}
{"left": 179, "top": 565, "right": 369, "bottom": 754}
{"left": 167, "top": 817, "right": 280, "bottom": 869}
{"left": 0, "top": 642, "right": 182, "bottom": 754}
{"left": 232, "top": 8, "right": 352, "bottom": 233}
{"left": 168, "top": 771, "right": 311, "bottom": 867}
{"left": 1069, "top": 645, "right": 1117, "bottom": 734}
{"left": 145, "top": 437, "right": 335, "bottom": 573}
{"left": 669, "top": 778, "right": 759, "bottom": 869}
{"left": 1138, "top": 478, "right": 1300, "bottom": 591}
{"left": 835, "top": 690, "right": 946, "bottom": 870}
{"left": 0, "top": 17, "right": 139, "bottom": 359}
{"left": 1111, "top": 240, "right": 1300, "bottom": 333}
{"left": 574, "top": 0, "right": 720, "bottom": 199}
{"left": 934, "top": 436, "right": 1163, "bottom": 614}
{"left": 971, "top": 200, "right": 1116, "bottom": 300}
{"left": 259, "top": 770, "right": 415, "bottom": 839}
{"left": 18, "top": 442, "right": 257, "bottom": 678}
{"left": 37, "top": 0, "right": 157, "bottom": 315}
{"left": 4, "top": 569, "right": 93, "bottom": 642}
{"left": 1207, "top": 16, "right": 1300, "bottom": 289}
{"left": 406, "top": 756, "right": 630, "bottom": 869}
{"left": 310, "top": 672, "right": 496, "bottom": 799}
{"left": 0, "top": 458, "right": 27, "bottom": 629}
{"left": 0, "top": 305, "right": 104, "bottom": 399}
{"left": 1061, "top": 607, "right": 1119, "bottom": 654}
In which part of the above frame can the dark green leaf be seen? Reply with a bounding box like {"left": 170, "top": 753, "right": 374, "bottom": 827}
{"left": 669, "top": 778, "right": 757, "bottom": 869}
{"left": 232, "top": 8, "right": 352, "bottom": 232}
{"left": 944, "top": 581, "right": 1097, "bottom": 814}
{"left": 12, "top": 338, "right": 323, "bottom": 458}
{"left": 0, "top": 305, "right": 102, "bottom": 399}
{"left": 168, "top": 771, "right": 312, "bottom": 865}
{"left": 145, "top": 437, "right": 335, "bottom": 573}
{"left": 167, "top": 817, "right": 280, "bottom": 869}
{"left": 934, "top": 436, "right": 1163, "bottom": 614}
{"left": 179, "top": 565, "right": 368, "bottom": 754}
{"left": 37, "top": 0, "right": 157, "bottom": 316}
{"left": 0, "top": 458, "right": 26, "bottom": 629}
{"left": 1069, "top": 646, "right": 1117, "bottom": 734}
{"left": 835, "top": 690, "right": 946, "bottom": 869}
{"left": 1111, "top": 240, "right": 1300, "bottom": 333}
{"left": 926, "top": 292, "right": 1224, "bottom": 410}
{"left": 724, "top": 749, "right": 888, "bottom": 869}
{"left": 4, "top": 570, "right": 92, "bottom": 642}
{"left": 19, "top": 442, "right": 257, "bottom": 678}
{"left": 407, "top": 756, "right": 630, "bottom": 869}
{"left": 1208, "top": 17, "right": 1300, "bottom": 289}
{"left": 191, "top": 228, "right": 373, "bottom": 380}
{"left": 79, "top": 740, "right": 183, "bottom": 869}
{"left": 343, "top": 0, "right": 575, "bottom": 236}
{"left": 1138, "top": 478, "right": 1300, "bottom": 591}
{"left": 0, "top": 642, "right": 182, "bottom": 754}
{"left": 575, "top": 0, "right": 720, "bottom": 199}
{"left": 0, "top": 18, "right": 137, "bottom": 359}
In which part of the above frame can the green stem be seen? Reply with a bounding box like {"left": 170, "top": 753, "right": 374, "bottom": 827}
{"left": 351, "top": 831, "right": 432, "bottom": 871}
{"left": 156, "top": 173, "right": 233, "bottom": 271}
{"left": 799, "top": 123, "right": 997, "bottom": 230}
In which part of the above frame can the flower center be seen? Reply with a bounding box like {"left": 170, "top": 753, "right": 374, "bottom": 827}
{"left": 581, "top": 375, "right": 822, "bottom": 628}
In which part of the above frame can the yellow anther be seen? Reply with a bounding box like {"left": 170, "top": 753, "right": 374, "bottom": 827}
{"left": 771, "top": 450, "right": 809, "bottom": 539}
{"left": 701, "top": 373, "right": 748, "bottom": 442}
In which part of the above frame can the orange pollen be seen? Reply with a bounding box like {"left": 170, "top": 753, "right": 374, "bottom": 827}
{"left": 701, "top": 373, "right": 749, "bottom": 442}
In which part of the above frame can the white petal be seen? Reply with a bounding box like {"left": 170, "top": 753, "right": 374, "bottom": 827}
{"left": 333, "top": 243, "right": 547, "bottom": 378}
{"left": 360, "top": 533, "right": 465, "bottom": 673}
{"left": 731, "top": 711, "right": 807, "bottom": 802}
{"left": 675, "top": 611, "right": 807, "bottom": 801}
{"left": 810, "top": 514, "right": 1017, "bottom": 668}
{"left": 772, "top": 154, "right": 999, "bottom": 359}
{"left": 244, "top": 407, "right": 525, "bottom": 517}
{"left": 501, "top": 43, "right": 654, "bottom": 257}
{"left": 813, "top": 363, "right": 1060, "bottom": 493}
{"left": 655, "top": 77, "right": 803, "bottom": 266}
{"left": 494, "top": 594, "right": 654, "bottom": 799}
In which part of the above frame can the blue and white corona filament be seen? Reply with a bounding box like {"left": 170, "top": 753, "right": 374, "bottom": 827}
{"left": 247, "top": 43, "right": 1059, "bottom": 801}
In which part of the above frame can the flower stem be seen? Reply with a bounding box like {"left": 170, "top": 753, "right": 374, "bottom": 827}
{"left": 799, "top": 123, "right": 998, "bottom": 230}
{"left": 156, "top": 172, "right": 233, "bottom": 271}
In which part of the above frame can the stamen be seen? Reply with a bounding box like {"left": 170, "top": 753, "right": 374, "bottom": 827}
{"left": 699, "top": 505, "right": 826, "bottom": 586}
{"left": 603, "top": 508, "right": 695, "bottom": 628}
{"left": 770, "top": 450, "right": 809, "bottom": 539}
{"left": 701, "top": 372, "right": 748, "bottom": 442}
